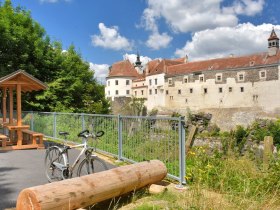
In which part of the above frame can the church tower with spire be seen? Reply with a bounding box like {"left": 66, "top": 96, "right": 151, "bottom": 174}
{"left": 134, "top": 52, "right": 143, "bottom": 74}
{"left": 268, "top": 28, "right": 279, "bottom": 56}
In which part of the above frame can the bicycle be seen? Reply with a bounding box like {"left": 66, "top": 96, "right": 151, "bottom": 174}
{"left": 45, "top": 129, "right": 108, "bottom": 182}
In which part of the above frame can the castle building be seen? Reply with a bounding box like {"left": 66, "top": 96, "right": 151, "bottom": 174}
{"left": 105, "top": 29, "right": 280, "bottom": 129}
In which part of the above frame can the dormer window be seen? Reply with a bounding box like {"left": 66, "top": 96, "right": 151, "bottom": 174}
{"left": 168, "top": 78, "right": 173, "bottom": 86}
{"left": 259, "top": 70, "right": 266, "bottom": 79}
{"left": 216, "top": 73, "right": 222, "bottom": 82}
{"left": 237, "top": 72, "right": 245, "bottom": 82}
{"left": 199, "top": 75, "right": 204, "bottom": 82}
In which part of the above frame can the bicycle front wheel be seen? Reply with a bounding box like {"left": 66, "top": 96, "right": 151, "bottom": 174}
{"left": 45, "top": 146, "right": 66, "bottom": 182}
{"left": 77, "top": 156, "right": 108, "bottom": 177}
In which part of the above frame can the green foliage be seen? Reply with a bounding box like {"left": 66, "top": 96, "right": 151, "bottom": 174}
{"left": 130, "top": 97, "right": 147, "bottom": 116}
{"left": 249, "top": 119, "right": 280, "bottom": 146}
{"left": 186, "top": 146, "right": 280, "bottom": 205}
{"left": 0, "top": 0, "right": 109, "bottom": 114}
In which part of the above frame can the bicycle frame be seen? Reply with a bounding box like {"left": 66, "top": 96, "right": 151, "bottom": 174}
{"left": 67, "top": 143, "right": 87, "bottom": 174}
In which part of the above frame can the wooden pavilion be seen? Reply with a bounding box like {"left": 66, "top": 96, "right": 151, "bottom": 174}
{"left": 0, "top": 70, "right": 47, "bottom": 150}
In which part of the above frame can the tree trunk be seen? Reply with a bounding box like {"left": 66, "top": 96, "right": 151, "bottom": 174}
{"left": 16, "top": 160, "right": 167, "bottom": 210}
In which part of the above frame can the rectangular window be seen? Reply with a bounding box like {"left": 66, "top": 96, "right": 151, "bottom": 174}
{"left": 126, "top": 90, "right": 130, "bottom": 95}
{"left": 134, "top": 91, "right": 136, "bottom": 96}
{"left": 204, "top": 88, "right": 207, "bottom": 94}
{"left": 216, "top": 73, "right": 222, "bottom": 82}
{"left": 149, "top": 79, "right": 152, "bottom": 85}
{"left": 141, "top": 90, "right": 144, "bottom": 95}
{"left": 240, "top": 87, "right": 244, "bottom": 92}
{"left": 237, "top": 72, "right": 245, "bottom": 81}
{"left": 185, "top": 98, "right": 188, "bottom": 103}
{"left": 155, "top": 89, "right": 157, "bottom": 94}
{"left": 199, "top": 75, "right": 204, "bottom": 82}
{"left": 170, "top": 96, "right": 173, "bottom": 100}
{"left": 115, "top": 80, "right": 118, "bottom": 85}
{"left": 229, "top": 87, "right": 232, "bottom": 92}
{"left": 166, "top": 90, "right": 169, "bottom": 95}
{"left": 178, "top": 89, "right": 181, "bottom": 94}
{"left": 126, "top": 80, "right": 130, "bottom": 85}
{"left": 168, "top": 78, "right": 173, "bottom": 85}
{"left": 108, "top": 91, "right": 110, "bottom": 95}
{"left": 190, "top": 88, "right": 193, "bottom": 93}
{"left": 149, "top": 89, "right": 152, "bottom": 95}
{"left": 155, "top": 78, "right": 157, "bottom": 85}
{"left": 219, "top": 87, "right": 223, "bottom": 93}
{"left": 115, "top": 90, "right": 118, "bottom": 95}
{"left": 108, "top": 81, "right": 110, "bottom": 86}
{"left": 260, "top": 70, "right": 266, "bottom": 79}
{"left": 184, "top": 77, "right": 188, "bottom": 83}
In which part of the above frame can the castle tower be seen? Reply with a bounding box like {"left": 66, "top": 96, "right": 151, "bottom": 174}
{"left": 268, "top": 28, "right": 279, "bottom": 56}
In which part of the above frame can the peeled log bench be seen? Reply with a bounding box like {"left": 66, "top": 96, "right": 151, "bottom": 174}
{"left": 16, "top": 160, "right": 167, "bottom": 210}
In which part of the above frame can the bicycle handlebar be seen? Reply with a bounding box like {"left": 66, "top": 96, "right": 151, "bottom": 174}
{"left": 77, "top": 129, "right": 89, "bottom": 138}
{"left": 77, "top": 129, "right": 105, "bottom": 139}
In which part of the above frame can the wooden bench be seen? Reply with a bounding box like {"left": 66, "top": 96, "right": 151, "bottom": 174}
{"left": 0, "top": 134, "right": 9, "bottom": 147}
{"left": 22, "top": 130, "right": 44, "bottom": 145}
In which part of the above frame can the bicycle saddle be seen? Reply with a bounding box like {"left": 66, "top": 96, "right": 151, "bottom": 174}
{"left": 59, "top": 131, "right": 70, "bottom": 136}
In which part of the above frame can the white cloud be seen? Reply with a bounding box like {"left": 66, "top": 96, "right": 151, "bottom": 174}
{"left": 89, "top": 62, "right": 109, "bottom": 80}
{"left": 141, "top": 0, "right": 265, "bottom": 33}
{"left": 91, "top": 23, "right": 133, "bottom": 51}
{"left": 123, "top": 53, "right": 152, "bottom": 66}
{"left": 224, "top": 0, "right": 265, "bottom": 16}
{"left": 175, "top": 23, "right": 280, "bottom": 61}
{"left": 146, "top": 32, "right": 173, "bottom": 50}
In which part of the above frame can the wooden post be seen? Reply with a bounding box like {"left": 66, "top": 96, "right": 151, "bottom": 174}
{"left": 2, "top": 87, "right": 7, "bottom": 123}
{"left": 185, "top": 125, "right": 197, "bottom": 154}
{"left": 263, "top": 136, "right": 274, "bottom": 170}
{"left": 16, "top": 84, "right": 22, "bottom": 126}
{"left": 9, "top": 87, "right": 13, "bottom": 124}
{"left": 16, "top": 160, "right": 167, "bottom": 210}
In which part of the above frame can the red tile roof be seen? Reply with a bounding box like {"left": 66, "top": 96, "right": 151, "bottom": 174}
{"left": 147, "top": 59, "right": 185, "bottom": 76}
{"left": 166, "top": 51, "right": 280, "bottom": 76}
{"left": 108, "top": 60, "right": 140, "bottom": 77}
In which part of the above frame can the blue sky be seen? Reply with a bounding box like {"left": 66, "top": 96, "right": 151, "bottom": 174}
{"left": 10, "top": 0, "right": 280, "bottom": 80}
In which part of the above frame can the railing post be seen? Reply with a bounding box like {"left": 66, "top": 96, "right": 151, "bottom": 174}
{"left": 30, "top": 111, "right": 34, "bottom": 131}
{"left": 177, "top": 116, "right": 186, "bottom": 188}
{"left": 118, "top": 114, "right": 123, "bottom": 161}
{"left": 81, "top": 113, "right": 85, "bottom": 130}
{"left": 53, "top": 112, "right": 57, "bottom": 139}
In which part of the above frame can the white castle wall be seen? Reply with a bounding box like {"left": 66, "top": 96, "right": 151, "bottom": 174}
{"left": 105, "top": 77, "right": 133, "bottom": 101}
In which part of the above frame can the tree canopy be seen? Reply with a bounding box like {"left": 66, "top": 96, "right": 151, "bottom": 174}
{"left": 0, "top": 0, "right": 109, "bottom": 113}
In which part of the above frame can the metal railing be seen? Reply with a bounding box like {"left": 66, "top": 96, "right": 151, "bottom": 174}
{"left": 22, "top": 111, "right": 186, "bottom": 185}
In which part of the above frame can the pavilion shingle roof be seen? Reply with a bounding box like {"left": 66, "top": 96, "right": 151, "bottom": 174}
{"left": 166, "top": 51, "right": 280, "bottom": 76}
{"left": 108, "top": 60, "right": 140, "bottom": 77}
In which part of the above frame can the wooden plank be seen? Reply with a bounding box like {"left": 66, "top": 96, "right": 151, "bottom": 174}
{"left": 16, "top": 160, "right": 167, "bottom": 210}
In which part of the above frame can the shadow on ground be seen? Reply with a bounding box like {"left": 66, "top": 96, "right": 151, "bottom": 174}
{"left": 0, "top": 167, "right": 20, "bottom": 209}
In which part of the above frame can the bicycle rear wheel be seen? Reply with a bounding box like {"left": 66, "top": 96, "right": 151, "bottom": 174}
{"left": 45, "top": 146, "right": 66, "bottom": 182}
{"left": 77, "top": 156, "right": 108, "bottom": 177}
